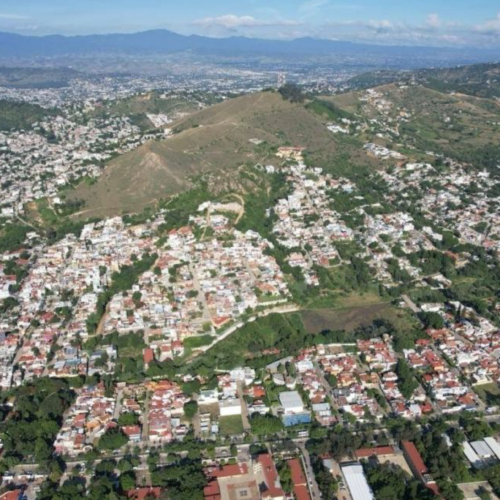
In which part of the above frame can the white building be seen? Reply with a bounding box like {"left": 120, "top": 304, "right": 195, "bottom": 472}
{"left": 484, "top": 437, "right": 500, "bottom": 461}
{"left": 342, "top": 464, "right": 375, "bottom": 500}
{"left": 219, "top": 398, "right": 242, "bottom": 417}
{"left": 279, "top": 391, "right": 305, "bottom": 415}
{"left": 198, "top": 389, "right": 219, "bottom": 405}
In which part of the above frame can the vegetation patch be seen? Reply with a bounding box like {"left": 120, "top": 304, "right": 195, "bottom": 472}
{"left": 219, "top": 415, "right": 244, "bottom": 436}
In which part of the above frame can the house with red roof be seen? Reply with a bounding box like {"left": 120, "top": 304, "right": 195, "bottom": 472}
{"left": 126, "top": 487, "right": 162, "bottom": 500}
{"left": 288, "top": 458, "right": 311, "bottom": 500}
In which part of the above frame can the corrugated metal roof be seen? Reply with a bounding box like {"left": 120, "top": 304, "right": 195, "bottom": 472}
{"left": 471, "top": 440, "right": 494, "bottom": 458}
{"left": 484, "top": 437, "right": 500, "bottom": 461}
{"left": 279, "top": 390, "right": 304, "bottom": 409}
{"left": 341, "top": 464, "right": 374, "bottom": 500}
{"left": 463, "top": 441, "right": 482, "bottom": 468}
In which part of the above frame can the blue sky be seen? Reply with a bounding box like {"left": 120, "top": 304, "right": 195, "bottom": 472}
{"left": 1, "top": 0, "right": 500, "bottom": 47}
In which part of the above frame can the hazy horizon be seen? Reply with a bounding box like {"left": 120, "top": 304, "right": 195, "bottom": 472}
{"left": 1, "top": 0, "right": 500, "bottom": 49}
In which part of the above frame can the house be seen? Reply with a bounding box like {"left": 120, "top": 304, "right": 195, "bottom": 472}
{"left": 255, "top": 454, "right": 286, "bottom": 500}
{"left": 127, "top": 487, "right": 162, "bottom": 500}
{"left": 0, "top": 491, "right": 23, "bottom": 500}
{"left": 288, "top": 458, "right": 311, "bottom": 500}
{"left": 204, "top": 463, "right": 259, "bottom": 500}
{"left": 401, "top": 441, "right": 439, "bottom": 496}
{"left": 122, "top": 425, "right": 142, "bottom": 443}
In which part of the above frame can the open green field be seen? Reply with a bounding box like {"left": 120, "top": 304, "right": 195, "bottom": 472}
{"left": 474, "top": 382, "right": 500, "bottom": 406}
{"left": 301, "top": 288, "right": 417, "bottom": 334}
{"left": 183, "top": 335, "right": 214, "bottom": 349}
{"left": 219, "top": 415, "right": 244, "bottom": 436}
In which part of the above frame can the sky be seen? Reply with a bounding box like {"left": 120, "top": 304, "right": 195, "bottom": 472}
{"left": 1, "top": 0, "right": 500, "bottom": 48}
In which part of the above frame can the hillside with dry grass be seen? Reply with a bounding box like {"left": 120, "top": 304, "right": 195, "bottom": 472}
{"left": 68, "top": 90, "right": 372, "bottom": 218}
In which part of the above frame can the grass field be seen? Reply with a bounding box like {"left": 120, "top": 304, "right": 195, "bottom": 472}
{"left": 183, "top": 335, "right": 214, "bottom": 349}
{"left": 301, "top": 288, "right": 417, "bottom": 334}
{"left": 219, "top": 415, "right": 244, "bottom": 436}
{"left": 474, "top": 382, "right": 500, "bottom": 406}
{"left": 302, "top": 302, "right": 391, "bottom": 333}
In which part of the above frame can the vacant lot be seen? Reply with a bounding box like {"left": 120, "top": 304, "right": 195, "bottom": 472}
{"left": 219, "top": 415, "right": 244, "bottom": 436}
{"left": 474, "top": 382, "right": 500, "bottom": 406}
{"left": 457, "top": 481, "right": 500, "bottom": 500}
{"left": 302, "top": 302, "right": 391, "bottom": 333}
{"left": 183, "top": 335, "right": 214, "bottom": 349}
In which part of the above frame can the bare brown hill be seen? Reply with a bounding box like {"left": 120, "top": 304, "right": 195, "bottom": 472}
{"left": 68, "top": 91, "right": 362, "bottom": 218}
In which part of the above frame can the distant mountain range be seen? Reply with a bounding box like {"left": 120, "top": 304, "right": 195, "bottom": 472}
{"left": 0, "top": 29, "right": 499, "bottom": 64}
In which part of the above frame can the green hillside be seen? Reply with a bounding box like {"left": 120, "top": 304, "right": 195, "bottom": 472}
{"left": 416, "top": 63, "right": 500, "bottom": 99}
{"left": 346, "top": 62, "right": 500, "bottom": 99}
{"left": 91, "top": 91, "right": 220, "bottom": 131}
{"left": 328, "top": 82, "right": 500, "bottom": 172}
{"left": 0, "top": 100, "right": 56, "bottom": 131}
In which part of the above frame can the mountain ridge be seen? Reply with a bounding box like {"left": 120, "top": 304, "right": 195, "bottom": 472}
{"left": 0, "top": 29, "right": 499, "bottom": 62}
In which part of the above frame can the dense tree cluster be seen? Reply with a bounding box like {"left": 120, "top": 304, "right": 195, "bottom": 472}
{"left": 0, "top": 378, "right": 75, "bottom": 469}
{"left": 365, "top": 462, "right": 435, "bottom": 500}
{"left": 278, "top": 83, "right": 305, "bottom": 103}
{"left": 151, "top": 460, "right": 206, "bottom": 500}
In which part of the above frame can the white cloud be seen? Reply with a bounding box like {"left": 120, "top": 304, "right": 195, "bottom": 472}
{"left": 426, "top": 13, "right": 441, "bottom": 29}
{"left": 193, "top": 15, "right": 297, "bottom": 29}
{"left": 476, "top": 12, "right": 500, "bottom": 33}
{"left": 0, "top": 13, "right": 29, "bottom": 20}
{"left": 190, "top": 11, "right": 500, "bottom": 49}
{"left": 367, "top": 19, "right": 394, "bottom": 32}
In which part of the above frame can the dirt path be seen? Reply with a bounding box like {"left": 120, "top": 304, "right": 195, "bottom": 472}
{"left": 231, "top": 194, "right": 245, "bottom": 225}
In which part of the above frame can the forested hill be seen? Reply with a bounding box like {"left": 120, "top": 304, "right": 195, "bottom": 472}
{"left": 0, "top": 100, "right": 56, "bottom": 131}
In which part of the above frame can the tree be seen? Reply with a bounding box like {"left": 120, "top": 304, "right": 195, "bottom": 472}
{"left": 249, "top": 414, "right": 284, "bottom": 436}
{"left": 437, "top": 478, "right": 465, "bottom": 500}
{"left": 119, "top": 471, "right": 137, "bottom": 491}
{"left": 97, "top": 428, "right": 129, "bottom": 451}
{"left": 118, "top": 412, "right": 140, "bottom": 426}
{"left": 277, "top": 461, "right": 292, "bottom": 494}
{"left": 182, "top": 379, "right": 201, "bottom": 396}
{"left": 365, "top": 462, "right": 435, "bottom": 500}
{"left": 184, "top": 401, "right": 198, "bottom": 420}
{"left": 419, "top": 312, "right": 445, "bottom": 329}
{"left": 396, "top": 358, "right": 418, "bottom": 399}
{"left": 151, "top": 460, "right": 206, "bottom": 500}
{"left": 278, "top": 83, "right": 305, "bottom": 103}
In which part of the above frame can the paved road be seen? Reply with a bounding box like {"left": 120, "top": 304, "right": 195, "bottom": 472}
{"left": 237, "top": 381, "right": 251, "bottom": 432}
{"left": 191, "top": 303, "right": 300, "bottom": 357}
{"left": 112, "top": 389, "right": 124, "bottom": 420}
{"left": 313, "top": 361, "right": 338, "bottom": 413}
{"left": 402, "top": 294, "right": 421, "bottom": 314}
{"left": 297, "top": 442, "right": 322, "bottom": 500}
